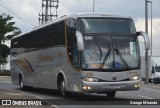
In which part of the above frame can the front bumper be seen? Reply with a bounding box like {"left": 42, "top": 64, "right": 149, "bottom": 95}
{"left": 80, "top": 80, "right": 141, "bottom": 93}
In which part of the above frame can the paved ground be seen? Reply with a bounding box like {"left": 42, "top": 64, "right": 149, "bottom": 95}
{"left": 0, "top": 76, "right": 56, "bottom": 108}
{"left": 0, "top": 88, "right": 57, "bottom": 108}
{"left": 0, "top": 89, "right": 57, "bottom": 108}
{"left": 142, "top": 83, "right": 160, "bottom": 90}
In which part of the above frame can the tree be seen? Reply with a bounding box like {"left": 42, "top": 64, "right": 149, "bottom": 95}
{"left": 0, "top": 13, "right": 21, "bottom": 65}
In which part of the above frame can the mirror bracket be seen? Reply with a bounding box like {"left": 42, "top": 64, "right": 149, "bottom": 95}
{"left": 76, "top": 31, "right": 84, "bottom": 51}
{"left": 137, "top": 31, "right": 150, "bottom": 50}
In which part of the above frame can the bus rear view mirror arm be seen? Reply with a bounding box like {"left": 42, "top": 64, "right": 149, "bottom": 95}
{"left": 137, "top": 31, "right": 150, "bottom": 50}
{"left": 76, "top": 31, "right": 84, "bottom": 51}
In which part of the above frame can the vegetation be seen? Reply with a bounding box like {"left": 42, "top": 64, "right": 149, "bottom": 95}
{"left": 0, "top": 13, "right": 21, "bottom": 66}
{"left": 0, "top": 70, "right": 11, "bottom": 76}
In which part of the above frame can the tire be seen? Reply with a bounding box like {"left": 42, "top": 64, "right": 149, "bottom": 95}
{"left": 149, "top": 79, "right": 152, "bottom": 83}
{"left": 19, "top": 76, "right": 27, "bottom": 91}
{"left": 58, "top": 77, "right": 70, "bottom": 98}
{"left": 153, "top": 78, "right": 157, "bottom": 84}
{"left": 106, "top": 91, "right": 116, "bottom": 98}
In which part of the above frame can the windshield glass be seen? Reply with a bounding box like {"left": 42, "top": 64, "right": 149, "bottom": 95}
{"left": 80, "top": 36, "right": 140, "bottom": 71}
{"left": 77, "top": 18, "right": 136, "bottom": 34}
{"left": 155, "top": 66, "right": 160, "bottom": 72}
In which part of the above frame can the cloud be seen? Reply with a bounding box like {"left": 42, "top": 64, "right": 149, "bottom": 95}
{"left": 1, "top": 0, "right": 159, "bottom": 31}
{"left": 0, "top": 0, "right": 41, "bottom": 32}
{"left": 135, "top": 18, "right": 160, "bottom": 55}
{"left": 60, "top": 0, "right": 146, "bottom": 18}
{"left": 0, "top": 0, "right": 160, "bottom": 55}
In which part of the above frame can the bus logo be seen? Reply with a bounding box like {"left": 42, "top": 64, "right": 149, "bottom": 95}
{"left": 112, "top": 76, "right": 117, "bottom": 80}
{"left": 84, "top": 36, "right": 92, "bottom": 40}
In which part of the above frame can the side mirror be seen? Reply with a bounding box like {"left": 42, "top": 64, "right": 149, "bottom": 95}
{"left": 137, "top": 31, "right": 150, "bottom": 50}
{"left": 76, "top": 31, "right": 84, "bottom": 51}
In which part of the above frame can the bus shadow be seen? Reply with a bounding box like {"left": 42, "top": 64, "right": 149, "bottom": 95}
{"left": 19, "top": 87, "right": 61, "bottom": 98}
{"left": 15, "top": 87, "right": 128, "bottom": 105}
{"left": 18, "top": 87, "right": 121, "bottom": 100}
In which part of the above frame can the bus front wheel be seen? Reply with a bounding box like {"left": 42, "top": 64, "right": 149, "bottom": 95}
{"left": 19, "top": 75, "right": 27, "bottom": 91}
{"left": 106, "top": 91, "right": 116, "bottom": 98}
{"left": 58, "top": 77, "right": 70, "bottom": 98}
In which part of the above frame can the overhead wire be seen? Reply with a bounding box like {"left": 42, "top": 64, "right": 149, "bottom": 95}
{"left": 0, "top": 0, "right": 36, "bottom": 27}
{"left": 58, "top": 1, "right": 70, "bottom": 15}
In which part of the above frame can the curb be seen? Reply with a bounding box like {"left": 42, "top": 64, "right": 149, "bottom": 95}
{"left": 0, "top": 76, "right": 11, "bottom": 78}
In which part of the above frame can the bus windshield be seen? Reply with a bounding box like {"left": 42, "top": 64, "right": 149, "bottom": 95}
{"left": 80, "top": 35, "right": 140, "bottom": 71}
{"left": 77, "top": 18, "right": 136, "bottom": 34}
{"left": 77, "top": 18, "right": 140, "bottom": 71}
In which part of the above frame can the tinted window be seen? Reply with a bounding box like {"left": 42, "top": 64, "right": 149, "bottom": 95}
{"left": 77, "top": 18, "right": 136, "bottom": 34}
{"left": 11, "top": 21, "right": 65, "bottom": 54}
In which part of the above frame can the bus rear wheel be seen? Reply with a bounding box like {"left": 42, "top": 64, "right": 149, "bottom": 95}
{"left": 106, "top": 91, "right": 116, "bottom": 98}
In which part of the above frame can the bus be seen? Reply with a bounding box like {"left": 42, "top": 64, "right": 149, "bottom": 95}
{"left": 11, "top": 13, "right": 150, "bottom": 98}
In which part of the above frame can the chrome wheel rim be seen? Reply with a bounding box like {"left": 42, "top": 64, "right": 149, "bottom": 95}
{"left": 20, "top": 78, "right": 23, "bottom": 88}
{"left": 60, "top": 81, "right": 65, "bottom": 92}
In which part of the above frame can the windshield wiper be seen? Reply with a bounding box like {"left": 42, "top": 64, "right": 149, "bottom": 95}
{"left": 114, "top": 42, "right": 130, "bottom": 69}
{"left": 94, "top": 38, "right": 102, "bottom": 65}
{"left": 100, "top": 41, "right": 111, "bottom": 69}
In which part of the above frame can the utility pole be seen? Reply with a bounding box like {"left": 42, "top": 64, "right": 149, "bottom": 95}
{"left": 145, "top": 0, "right": 149, "bottom": 84}
{"left": 39, "top": 0, "right": 59, "bottom": 25}
{"left": 145, "top": 0, "right": 148, "bottom": 34}
{"left": 93, "top": 0, "right": 95, "bottom": 13}
{"left": 150, "top": 1, "right": 152, "bottom": 56}
{"left": 147, "top": 1, "right": 152, "bottom": 56}
{"left": 45, "top": 0, "right": 49, "bottom": 23}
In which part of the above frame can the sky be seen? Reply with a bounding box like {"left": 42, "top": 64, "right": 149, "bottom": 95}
{"left": 0, "top": 0, "right": 160, "bottom": 56}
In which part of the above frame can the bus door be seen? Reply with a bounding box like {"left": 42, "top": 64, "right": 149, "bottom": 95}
{"left": 66, "top": 18, "right": 81, "bottom": 87}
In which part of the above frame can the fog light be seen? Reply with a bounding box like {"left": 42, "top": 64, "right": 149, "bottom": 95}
{"left": 138, "top": 84, "right": 141, "bottom": 87}
{"left": 88, "top": 86, "right": 91, "bottom": 90}
{"left": 82, "top": 86, "right": 91, "bottom": 90}
{"left": 83, "top": 86, "right": 88, "bottom": 90}
{"left": 135, "top": 84, "right": 138, "bottom": 88}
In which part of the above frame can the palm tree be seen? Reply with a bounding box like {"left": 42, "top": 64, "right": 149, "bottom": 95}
{"left": 0, "top": 14, "right": 21, "bottom": 67}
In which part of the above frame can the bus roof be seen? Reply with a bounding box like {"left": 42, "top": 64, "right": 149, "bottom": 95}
{"left": 70, "top": 13, "right": 131, "bottom": 19}
{"left": 12, "top": 13, "right": 132, "bottom": 39}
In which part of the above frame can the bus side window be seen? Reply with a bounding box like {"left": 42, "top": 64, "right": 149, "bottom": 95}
{"left": 69, "top": 18, "right": 76, "bottom": 37}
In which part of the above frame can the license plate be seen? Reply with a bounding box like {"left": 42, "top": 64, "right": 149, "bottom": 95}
{"left": 110, "top": 86, "right": 120, "bottom": 89}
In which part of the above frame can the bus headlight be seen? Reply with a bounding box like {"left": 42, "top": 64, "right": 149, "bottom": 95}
{"left": 83, "top": 77, "right": 99, "bottom": 82}
{"left": 129, "top": 76, "right": 141, "bottom": 80}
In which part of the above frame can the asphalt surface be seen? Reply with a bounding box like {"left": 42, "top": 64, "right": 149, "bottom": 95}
{"left": 142, "top": 83, "right": 160, "bottom": 90}
{"left": 1, "top": 76, "right": 160, "bottom": 108}
{"left": 0, "top": 76, "right": 56, "bottom": 108}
